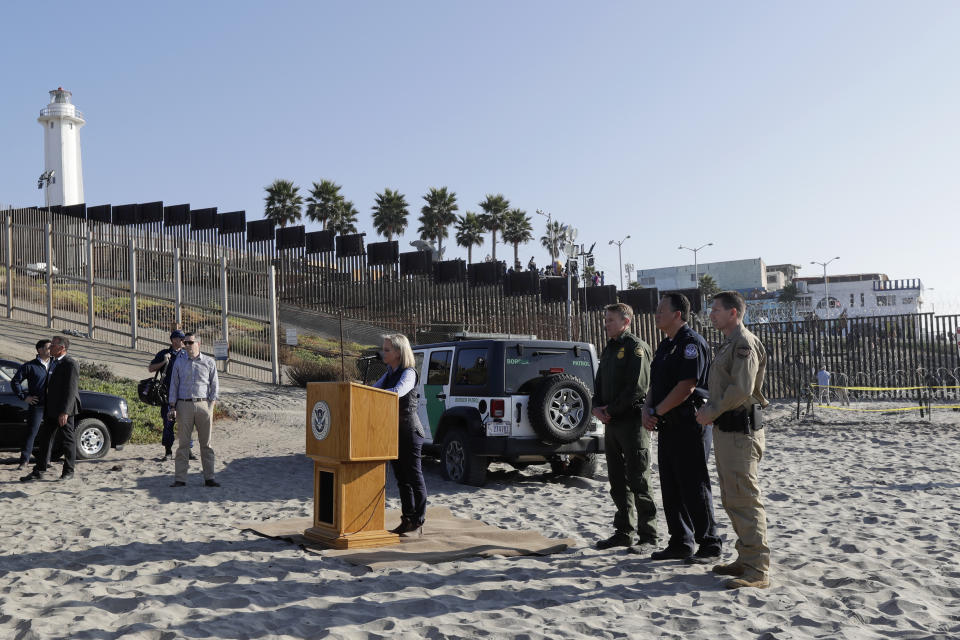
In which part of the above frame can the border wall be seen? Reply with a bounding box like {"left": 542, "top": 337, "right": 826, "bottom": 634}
{"left": 2, "top": 205, "right": 958, "bottom": 398}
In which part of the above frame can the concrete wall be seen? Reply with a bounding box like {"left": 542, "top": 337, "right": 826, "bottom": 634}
{"left": 636, "top": 257, "right": 768, "bottom": 291}
{"left": 797, "top": 279, "right": 923, "bottom": 318}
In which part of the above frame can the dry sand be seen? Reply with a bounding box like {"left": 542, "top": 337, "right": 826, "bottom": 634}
{"left": 2, "top": 319, "right": 960, "bottom": 639}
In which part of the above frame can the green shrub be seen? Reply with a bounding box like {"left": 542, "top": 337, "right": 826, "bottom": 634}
{"left": 78, "top": 374, "right": 163, "bottom": 444}
{"left": 286, "top": 356, "right": 358, "bottom": 387}
{"left": 77, "top": 360, "right": 125, "bottom": 383}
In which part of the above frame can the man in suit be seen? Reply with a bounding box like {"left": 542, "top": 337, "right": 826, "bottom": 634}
{"left": 20, "top": 335, "right": 81, "bottom": 483}
{"left": 11, "top": 339, "right": 52, "bottom": 471}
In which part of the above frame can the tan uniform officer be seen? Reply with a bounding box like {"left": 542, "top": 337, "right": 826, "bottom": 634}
{"left": 696, "top": 290, "right": 770, "bottom": 589}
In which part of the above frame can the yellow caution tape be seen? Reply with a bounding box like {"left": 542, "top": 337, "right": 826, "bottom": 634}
{"left": 815, "top": 404, "right": 960, "bottom": 412}
{"left": 810, "top": 384, "right": 960, "bottom": 391}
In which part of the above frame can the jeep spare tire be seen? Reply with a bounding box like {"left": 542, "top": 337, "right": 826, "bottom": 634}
{"left": 528, "top": 374, "right": 591, "bottom": 444}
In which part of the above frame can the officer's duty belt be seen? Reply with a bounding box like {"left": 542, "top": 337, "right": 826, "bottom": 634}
{"left": 715, "top": 404, "right": 763, "bottom": 434}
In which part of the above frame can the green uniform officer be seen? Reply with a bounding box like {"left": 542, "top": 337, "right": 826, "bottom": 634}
{"left": 592, "top": 302, "right": 658, "bottom": 550}
{"left": 697, "top": 290, "right": 770, "bottom": 589}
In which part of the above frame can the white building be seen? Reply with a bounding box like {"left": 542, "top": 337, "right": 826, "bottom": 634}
{"left": 37, "top": 88, "right": 85, "bottom": 207}
{"left": 636, "top": 257, "right": 769, "bottom": 293}
{"left": 794, "top": 274, "right": 924, "bottom": 318}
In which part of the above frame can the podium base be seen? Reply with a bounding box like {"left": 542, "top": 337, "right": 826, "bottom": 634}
{"left": 304, "top": 527, "right": 400, "bottom": 549}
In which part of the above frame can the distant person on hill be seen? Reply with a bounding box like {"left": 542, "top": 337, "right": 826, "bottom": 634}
{"left": 149, "top": 329, "right": 188, "bottom": 461}
{"left": 11, "top": 339, "right": 52, "bottom": 471}
{"left": 816, "top": 366, "right": 831, "bottom": 405}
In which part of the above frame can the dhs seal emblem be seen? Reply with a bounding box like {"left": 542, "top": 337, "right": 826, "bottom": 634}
{"left": 311, "top": 400, "right": 332, "bottom": 441}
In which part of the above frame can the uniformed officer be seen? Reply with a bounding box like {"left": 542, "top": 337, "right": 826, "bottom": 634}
{"left": 696, "top": 290, "right": 770, "bottom": 589}
{"left": 592, "top": 302, "right": 657, "bottom": 550}
{"left": 643, "top": 293, "right": 722, "bottom": 563}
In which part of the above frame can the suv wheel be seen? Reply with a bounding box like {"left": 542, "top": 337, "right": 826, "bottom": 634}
{"left": 528, "top": 374, "right": 592, "bottom": 444}
{"left": 76, "top": 418, "right": 111, "bottom": 460}
{"left": 441, "top": 428, "right": 488, "bottom": 486}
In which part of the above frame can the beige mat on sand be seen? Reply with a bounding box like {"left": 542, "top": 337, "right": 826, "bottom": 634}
{"left": 237, "top": 506, "right": 576, "bottom": 570}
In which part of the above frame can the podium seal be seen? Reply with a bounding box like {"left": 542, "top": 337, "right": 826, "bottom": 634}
{"left": 311, "top": 400, "right": 332, "bottom": 440}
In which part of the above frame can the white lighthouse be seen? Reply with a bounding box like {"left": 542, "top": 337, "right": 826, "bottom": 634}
{"left": 37, "top": 87, "right": 85, "bottom": 207}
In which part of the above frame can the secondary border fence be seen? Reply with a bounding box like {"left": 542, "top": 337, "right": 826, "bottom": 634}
{"left": 2, "top": 206, "right": 959, "bottom": 400}
{"left": 1, "top": 207, "right": 279, "bottom": 383}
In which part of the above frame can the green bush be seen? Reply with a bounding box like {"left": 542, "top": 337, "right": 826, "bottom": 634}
{"left": 286, "top": 355, "right": 358, "bottom": 387}
{"left": 77, "top": 360, "right": 125, "bottom": 383}
{"left": 78, "top": 374, "right": 163, "bottom": 444}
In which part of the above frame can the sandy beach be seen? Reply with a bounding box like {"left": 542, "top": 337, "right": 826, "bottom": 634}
{"left": 2, "top": 328, "right": 960, "bottom": 638}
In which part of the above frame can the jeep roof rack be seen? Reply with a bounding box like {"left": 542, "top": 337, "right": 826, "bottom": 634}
{"left": 452, "top": 331, "right": 539, "bottom": 341}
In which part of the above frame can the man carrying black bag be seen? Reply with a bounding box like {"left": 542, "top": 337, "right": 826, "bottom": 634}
{"left": 148, "top": 329, "right": 186, "bottom": 460}
{"left": 21, "top": 335, "right": 80, "bottom": 483}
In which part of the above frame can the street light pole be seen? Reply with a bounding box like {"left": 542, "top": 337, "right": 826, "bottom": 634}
{"left": 609, "top": 235, "right": 630, "bottom": 290}
{"left": 810, "top": 257, "right": 840, "bottom": 317}
{"left": 679, "top": 243, "right": 713, "bottom": 311}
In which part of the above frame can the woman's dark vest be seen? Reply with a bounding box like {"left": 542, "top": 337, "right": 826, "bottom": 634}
{"left": 383, "top": 366, "right": 421, "bottom": 429}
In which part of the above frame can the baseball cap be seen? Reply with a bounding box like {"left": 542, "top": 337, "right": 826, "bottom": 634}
{"left": 170, "top": 329, "right": 186, "bottom": 339}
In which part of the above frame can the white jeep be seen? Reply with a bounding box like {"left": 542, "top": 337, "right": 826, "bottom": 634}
{"left": 410, "top": 337, "right": 604, "bottom": 486}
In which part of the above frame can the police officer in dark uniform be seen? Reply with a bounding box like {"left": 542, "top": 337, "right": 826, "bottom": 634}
{"left": 592, "top": 302, "right": 657, "bottom": 550}
{"left": 643, "top": 293, "right": 722, "bottom": 563}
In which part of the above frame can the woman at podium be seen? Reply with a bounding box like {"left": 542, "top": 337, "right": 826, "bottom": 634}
{"left": 373, "top": 334, "right": 428, "bottom": 535}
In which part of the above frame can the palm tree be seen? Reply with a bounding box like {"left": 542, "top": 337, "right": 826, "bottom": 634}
{"left": 477, "top": 193, "right": 510, "bottom": 261}
{"left": 328, "top": 199, "right": 359, "bottom": 235}
{"left": 455, "top": 212, "right": 485, "bottom": 264}
{"left": 264, "top": 179, "right": 303, "bottom": 228}
{"left": 540, "top": 220, "right": 566, "bottom": 264}
{"left": 305, "top": 179, "right": 343, "bottom": 230}
{"left": 699, "top": 274, "right": 720, "bottom": 299}
{"left": 501, "top": 208, "right": 533, "bottom": 268}
{"left": 418, "top": 187, "right": 459, "bottom": 258}
{"left": 371, "top": 188, "right": 409, "bottom": 241}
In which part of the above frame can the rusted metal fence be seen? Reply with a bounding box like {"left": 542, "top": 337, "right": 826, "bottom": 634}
{"left": 1, "top": 207, "right": 279, "bottom": 383}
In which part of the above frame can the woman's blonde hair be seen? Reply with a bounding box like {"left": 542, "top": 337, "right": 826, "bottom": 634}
{"left": 383, "top": 333, "right": 416, "bottom": 370}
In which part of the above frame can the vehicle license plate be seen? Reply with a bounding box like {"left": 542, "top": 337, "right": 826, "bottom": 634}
{"left": 486, "top": 422, "right": 510, "bottom": 436}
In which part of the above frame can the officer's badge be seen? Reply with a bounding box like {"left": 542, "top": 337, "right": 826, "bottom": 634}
{"left": 684, "top": 344, "right": 698, "bottom": 359}
{"left": 634, "top": 345, "right": 644, "bottom": 357}
{"left": 736, "top": 346, "right": 752, "bottom": 359}
{"left": 617, "top": 347, "right": 625, "bottom": 359}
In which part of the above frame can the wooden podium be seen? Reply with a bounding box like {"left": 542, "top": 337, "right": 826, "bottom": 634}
{"left": 303, "top": 381, "right": 400, "bottom": 549}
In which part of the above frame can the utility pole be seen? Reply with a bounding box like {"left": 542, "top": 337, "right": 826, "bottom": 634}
{"left": 679, "top": 242, "right": 713, "bottom": 311}
{"left": 811, "top": 257, "right": 840, "bottom": 317}
{"left": 609, "top": 235, "right": 630, "bottom": 290}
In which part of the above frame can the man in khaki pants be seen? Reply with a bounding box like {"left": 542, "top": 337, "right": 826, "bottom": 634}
{"left": 696, "top": 291, "right": 770, "bottom": 589}
{"left": 167, "top": 332, "right": 220, "bottom": 488}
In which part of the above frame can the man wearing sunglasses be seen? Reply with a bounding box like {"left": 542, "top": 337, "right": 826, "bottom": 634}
{"left": 167, "top": 332, "right": 220, "bottom": 488}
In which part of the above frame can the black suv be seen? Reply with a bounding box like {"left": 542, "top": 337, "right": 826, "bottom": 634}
{"left": 0, "top": 359, "right": 133, "bottom": 460}
{"left": 410, "top": 337, "right": 604, "bottom": 486}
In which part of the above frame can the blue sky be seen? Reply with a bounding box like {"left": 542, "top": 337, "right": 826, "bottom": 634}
{"left": 1, "top": 1, "right": 957, "bottom": 310}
